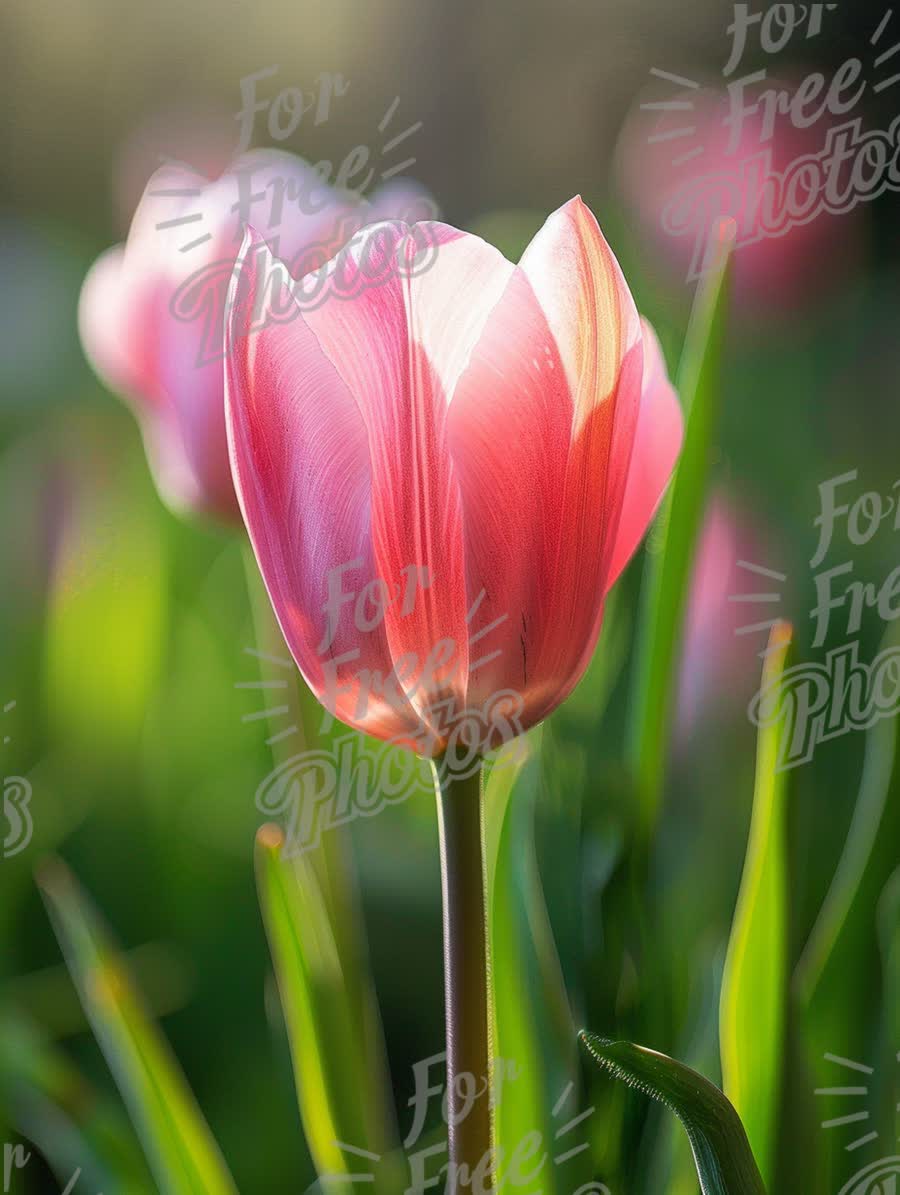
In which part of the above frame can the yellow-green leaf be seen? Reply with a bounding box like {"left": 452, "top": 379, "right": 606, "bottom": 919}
{"left": 37, "top": 860, "right": 237, "bottom": 1195}
{"left": 719, "top": 621, "right": 793, "bottom": 1188}
{"left": 255, "top": 825, "right": 395, "bottom": 1193}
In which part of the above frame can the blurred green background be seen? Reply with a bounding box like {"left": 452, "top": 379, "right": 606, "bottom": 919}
{"left": 1, "top": 0, "right": 899, "bottom": 1191}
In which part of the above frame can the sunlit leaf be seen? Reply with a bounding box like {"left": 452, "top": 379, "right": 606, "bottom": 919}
{"left": 628, "top": 221, "right": 735, "bottom": 835}
{"left": 245, "top": 547, "right": 398, "bottom": 1188}
{"left": 719, "top": 622, "right": 793, "bottom": 1188}
{"left": 580, "top": 1032, "right": 766, "bottom": 1195}
{"left": 255, "top": 825, "right": 397, "bottom": 1194}
{"left": 37, "top": 860, "right": 237, "bottom": 1195}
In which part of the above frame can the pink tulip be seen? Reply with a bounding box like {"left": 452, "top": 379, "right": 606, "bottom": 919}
{"left": 616, "top": 84, "right": 862, "bottom": 311}
{"left": 79, "top": 150, "right": 433, "bottom": 522}
{"left": 225, "top": 197, "right": 683, "bottom": 755}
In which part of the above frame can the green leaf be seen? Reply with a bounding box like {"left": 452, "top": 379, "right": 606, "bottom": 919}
{"left": 719, "top": 622, "right": 793, "bottom": 1189}
{"left": 255, "top": 825, "right": 396, "bottom": 1193}
{"left": 580, "top": 1032, "right": 767, "bottom": 1195}
{"left": 485, "top": 735, "right": 584, "bottom": 1194}
{"left": 37, "top": 860, "right": 237, "bottom": 1195}
{"left": 627, "top": 222, "right": 735, "bottom": 835}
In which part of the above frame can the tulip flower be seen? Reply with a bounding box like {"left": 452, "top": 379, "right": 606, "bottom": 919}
{"left": 225, "top": 196, "right": 683, "bottom": 753}
{"left": 78, "top": 149, "right": 432, "bottom": 521}
{"left": 225, "top": 195, "right": 682, "bottom": 1181}
{"left": 616, "top": 84, "right": 862, "bottom": 311}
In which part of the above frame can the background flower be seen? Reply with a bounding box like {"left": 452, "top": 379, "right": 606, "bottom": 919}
{"left": 79, "top": 150, "right": 433, "bottom": 521}
{"left": 616, "top": 83, "right": 864, "bottom": 311}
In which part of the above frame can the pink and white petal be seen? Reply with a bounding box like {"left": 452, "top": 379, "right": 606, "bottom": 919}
{"left": 447, "top": 266, "right": 573, "bottom": 716}
{"left": 78, "top": 246, "right": 138, "bottom": 399}
{"left": 157, "top": 285, "right": 242, "bottom": 520}
{"left": 605, "top": 319, "right": 683, "bottom": 590}
{"left": 300, "top": 223, "right": 511, "bottom": 728}
{"left": 225, "top": 230, "right": 422, "bottom": 742}
{"left": 518, "top": 198, "right": 644, "bottom": 716}
{"left": 519, "top": 197, "right": 641, "bottom": 439}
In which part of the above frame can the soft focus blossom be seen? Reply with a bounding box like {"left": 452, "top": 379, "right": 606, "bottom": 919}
{"left": 225, "top": 197, "right": 683, "bottom": 755}
{"left": 616, "top": 84, "right": 862, "bottom": 310}
{"left": 79, "top": 149, "right": 432, "bottom": 521}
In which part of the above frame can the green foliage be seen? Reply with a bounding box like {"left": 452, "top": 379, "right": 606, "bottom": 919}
{"left": 628, "top": 224, "right": 734, "bottom": 835}
{"left": 37, "top": 861, "right": 238, "bottom": 1195}
{"left": 719, "top": 624, "right": 792, "bottom": 1187}
{"left": 581, "top": 1033, "right": 766, "bottom": 1194}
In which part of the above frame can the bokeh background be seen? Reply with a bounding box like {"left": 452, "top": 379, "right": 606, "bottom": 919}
{"left": 1, "top": 0, "right": 899, "bottom": 1191}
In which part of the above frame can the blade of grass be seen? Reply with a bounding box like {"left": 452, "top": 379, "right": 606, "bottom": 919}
{"left": 580, "top": 1032, "right": 766, "bottom": 1195}
{"left": 37, "top": 860, "right": 237, "bottom": 1195}
{"left": 719, "top": 622, "right": 793, "bottom": 1189}
{"left": 627, "top": 221, "right": 735, "bottom": 836}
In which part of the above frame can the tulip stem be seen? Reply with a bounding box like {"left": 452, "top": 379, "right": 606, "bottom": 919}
{"left": 434, "top": 758, "right": 494, "bottom": 1186}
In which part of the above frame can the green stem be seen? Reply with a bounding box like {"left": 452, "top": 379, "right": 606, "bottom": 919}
{"left": 434, "top": 758, "right": 493, "bottom": 1185}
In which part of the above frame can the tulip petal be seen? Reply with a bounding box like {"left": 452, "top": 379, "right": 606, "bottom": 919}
{"left": 225, "top": 229, "right": 423, "bottom": 742}
{"left": 518, "top": 198, "right": 643, "bottom": 718}
{"left": 606, "top": 319, "right": 683, "bottom": 589}
{"left": 299, "top": 223, "right": 516, "bottom": 730}
{"left": 519, "top": 196, "right": 641, "bottom": 438}
{"left": 446, "top": 267, "right": 573, "bottom": 715}
{"left": 79, "top": 244, "right": 210, "bottom": 514}
{"left": 78, "top": 246, "right": 140, "bottom": 400}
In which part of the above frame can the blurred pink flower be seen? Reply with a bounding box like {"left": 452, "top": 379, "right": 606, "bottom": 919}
{"left": 225, "top": 197, "right": 683, "bottom": 753}
{"left": 616, "top": 84, "right": 862, "bottom": 310}
{"left": 79, "top": 149, "right": 432, "bottom": 522}
{"left": 678, "top": 494, "right": 776, "bottom": 738}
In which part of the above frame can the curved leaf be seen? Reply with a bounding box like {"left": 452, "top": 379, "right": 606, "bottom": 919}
{"left": 580, "top": 1032, "right": 766, "bottom": 1195}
